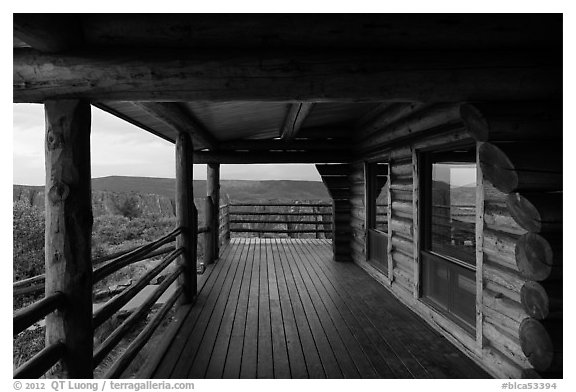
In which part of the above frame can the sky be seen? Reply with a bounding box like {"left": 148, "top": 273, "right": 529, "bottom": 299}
{"left": 12, "top": 104, "right": 322, "bottom": 185}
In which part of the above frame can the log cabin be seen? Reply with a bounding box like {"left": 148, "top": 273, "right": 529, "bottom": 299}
{"left": 12, "top": 14, "right": 562, "bottom": 379}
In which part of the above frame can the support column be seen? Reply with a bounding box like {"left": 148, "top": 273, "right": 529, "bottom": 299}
{"left": 176, "top": 132, "right": 197, "bottom": 303}
{"left": 206, "top": 163, "right": 220, "bottom": 263}
{"left": 44, "top": 100, "right": 93, "bottom": 378}
{"left": 315, "top": 164, "right": 353, "bottom": 262}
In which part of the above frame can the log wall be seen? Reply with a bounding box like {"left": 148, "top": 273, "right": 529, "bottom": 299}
{"left": 350, "top": 102, "right": 562, "bottom": 379}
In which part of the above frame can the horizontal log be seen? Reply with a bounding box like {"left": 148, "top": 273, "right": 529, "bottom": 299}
{"left": 515, "top": 232, "right": 562, "bottom": 281}
{"left": 358, "top": 104, "right": 463, "bottom": 151}
{"left": 93, "top": 248, "right": 183, "bottom": 328}
{"left": 483, "top": 260, "right": 527, "bottom": 295}
{"left": 390, "top": 162, "right": 412, "bottom": 177}
{"left": 507, "top": 192, "right": 563, "bottom": 233}
{"left": 519, "top": 318, "right": 563, "bottom": 372}
{"left": 391, "top": 190, "right": 413, "bottom": 202}
{"left": 484, "top": 201, "right": 528, "bottom": 236}
{"left": 356, "top": 102, "right": 425, "bottom": 140}
{"left": 13, "top": 292, "right": 64, "bottom": 335}
{"left": 13, "top": 48, "right": 561, "bottom": 103}
{"left": 483, "top": 288, "right": 528, "bottom": 323}
{"left": 391, "top": 200, "right": 412, "bottom": 215}
{"left": 485, "top": 279, "right": 522, "bottom": 304}
{"left": 479, "top": 142, "right": 562, "bottom": 193}
{"left": 483, "top": 345, "right": 525, "bottom": 379}
{"left": 93, "top": 266, "right": 182, "bottom": 367}
{"left": 13, "top": 342, "right": 65, "bottom": 379}
{"left": 230, "top": 219, "right": 331, "bottom": 225}
{"left": 105, "top": 285, "right": 183, "bottom": 378}
{"left": 483, "top": 228, "right": 520, "bottom": 270}
{"left": 230, "top": 203, "right": 331, "bottom": 207}
{"left": 281, "top": 102, "right": 315, "bottom": 140}
{"left": 389, "top": 178, "right": 413, "bottom": 192}
{"left": 520, "top": 280, "right": 562, "bottom": 320}
{"left": 390, "top": 216, "right": 413, "bottom": 236}
{"left": 483, "top": 305, "right": 524, "bottom": 338}
{"left": 218, "top": 138, "right": 349, "bottom": 151}
{"left": 93, "top": 227, "right": 181, "bottom": 283}
{"left": 460, "top": 102, "right": 562, "bottom": 142}
{"left": 229, "top": 212, "right": 332, "bottom": 216}
{"left": 483, "top": 319, "right": 531, "bottom": 368}
{"left": 391, "top": 234, "right": 414, "bottom": 256}
{"left": 193, "top": 150, "right": 352, "bottom": 164}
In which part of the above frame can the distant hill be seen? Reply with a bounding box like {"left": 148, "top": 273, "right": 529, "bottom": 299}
{"left": 92, "top": 176, "right": 330, "bottom": 201}
{"left": 14, "top": 176, "right": 330, "bottom": 217}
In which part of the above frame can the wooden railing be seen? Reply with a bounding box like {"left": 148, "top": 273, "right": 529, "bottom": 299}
{"left": 13, "top": 199, "right": 329, "bottom": 378}
{"left": 227, "top": 202, "right": 332, "bottom": 237}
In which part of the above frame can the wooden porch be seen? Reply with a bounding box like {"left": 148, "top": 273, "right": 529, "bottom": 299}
{"left": 142, "top": 238, "right": 489, "bottom": 379}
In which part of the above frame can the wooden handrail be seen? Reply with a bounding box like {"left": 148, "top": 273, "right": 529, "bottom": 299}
{"left": 229, "top": 211, "right": 332, "bottom": 216}
{"left": 13, "top": 292, "right": 65, "bottom": 335}
{"left": 13, "top": 341, "right": 65, "bottom": 379}
{"left": 93, "top": 248, "right": 183, "bottom": 328}
{"left": 13, "top": 245, "right": 176, "bottom": 298}
{"left": 230, "top": 202, "right": 331, "bottom": 207}
{"left": 93, "top": 266, "right": 183, "bottom": 367}
{"left": 93, "top": 227, "right": 182, "bottom": 283}
{"left": 231, "top": 219, "right": 332, "bottom": 225}
{"left": 104, "top": 286, "right": 183, "bottom": 378}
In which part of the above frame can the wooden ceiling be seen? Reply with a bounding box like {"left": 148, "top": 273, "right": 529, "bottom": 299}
{"left": 13, "top": 14, "right": 562, "bottom": 162}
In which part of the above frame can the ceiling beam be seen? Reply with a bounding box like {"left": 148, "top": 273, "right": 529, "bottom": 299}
{"left": 132, "top": 102, "right": 217, "bottom": 149}
{"left": 193, "top": 151, "right": 352, "bottom": 164}
{"left": 217, "top": 138, "right": 349, "bottom": 151}
{"left": 13, "top": 48, "right": 561, "bottom": 103}
{"left": 280, "top": 103, "right": 315, "bottom": 140}
{"left": 13, "top": 14, "right": 83, "bottom": 53}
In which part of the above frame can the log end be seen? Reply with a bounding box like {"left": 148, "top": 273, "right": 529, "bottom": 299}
{"left": 521, "top": 281, "right": 549, "bottom": 320}
{"left": 519, "top": 318, "right": 559, "bottom": 372}
{"left": 460, "top": 103, "right": 489, "bottom": 142}
{"left": 516, "top": 233, "right": 553, "bottom": 281}
{"left": 479, "top": 143, "right": 518, "bottom": 194}
{"left": 507, "top": 193, "right": 542, "bottom": 232}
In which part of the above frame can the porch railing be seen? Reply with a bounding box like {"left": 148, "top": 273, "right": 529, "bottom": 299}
{"left": 13, "top": 199, "right": 329, "bottom": 378}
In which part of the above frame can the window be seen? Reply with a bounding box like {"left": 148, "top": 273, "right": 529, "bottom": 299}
{"left": 366, "top": 162, "right": 389, "bottom": 274}
{"left": 420, "top": 147, "right": 476, "bottom": 333}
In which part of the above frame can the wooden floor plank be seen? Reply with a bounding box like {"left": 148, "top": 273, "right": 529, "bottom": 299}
{"left": 270, "top": 238, "right": 310, "bottom": 378}
{"left": 257, "top": 240, "right": 274, "bottom": 378}
{"left": 239, "top": 238, "right": 261, "bottom": 378}
{"left": 288, "top": 239, "right": 380, "bottom": 379}
{"left": 307, "top": 240, "right": 489, "bottom": 378}
{"left": 265, "top": 239, "right": 291, "bottom": 378}
{"left": 152, "top": 240, "right": 239, "bottom": 378}
{"left": 206, "top": 239, "right": 254, "bottom": 378}
{"left": 277, "top": 239, "right": 343, "bottom": 378}
{"left": 151, "top": 238, "right": 490, "bottom": 379}
{"left": 273, "top": 238, "right": 325, "bottom": 378}
{"left": 169, "top": 237, "right": 246, "bottom": 378}
{"left": 308, "top": 240, "right": 431, "bottom": 378}
{"left": 188, "top": 236, "right": 252, "bottom": 378}
{"left": 222, "top": 238, "right": 256, "bottom": 378}
{"left": 282, "top": 239, "right": 360, "bottom": 378}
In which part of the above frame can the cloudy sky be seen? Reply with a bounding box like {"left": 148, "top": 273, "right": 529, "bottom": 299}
{"left": 12, "top": 104, "right": 321, "bottom": 185}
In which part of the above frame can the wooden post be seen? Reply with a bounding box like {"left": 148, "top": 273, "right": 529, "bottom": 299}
{"left": 44, "top": 100, "right": 93, "bottom": 378}
{"left": 204, "top": 197, "right": 214, "bottom": 265}
{"left": 176, "top": 132, "right": 197, "bottom": 303}
{"left": 207, "top": 163, "right": 220, "bottom": 261}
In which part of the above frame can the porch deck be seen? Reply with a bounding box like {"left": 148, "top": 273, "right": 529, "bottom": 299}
{"left": 143, "top": 238, "right": 490, "bottom": 379}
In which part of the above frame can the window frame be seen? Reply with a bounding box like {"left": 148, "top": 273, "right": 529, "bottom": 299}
{"left": 365, "top": 161, "right": 390, "bottom": 275}
{"left": 419, "top": 145, "right": 477, "bottom": 335}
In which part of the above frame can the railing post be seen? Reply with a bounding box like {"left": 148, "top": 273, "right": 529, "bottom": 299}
{"left": 224, "top": 196, "right": 231, "bottom": 242}
{"left": 207, "top": 163, "right": 220, "bottom": 261}
{"left": 204, "top": 197, "right": 214, "bottom": 265}
{"left": 175, "top": 132, "right": 197, "bottom": 303}
{"left": 44, "top": 100, "right": 93, "bottom": 378}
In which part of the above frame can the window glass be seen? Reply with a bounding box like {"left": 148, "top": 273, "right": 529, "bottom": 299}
{"left": 430, "top": 162, "right": 476, "bottom": 265}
